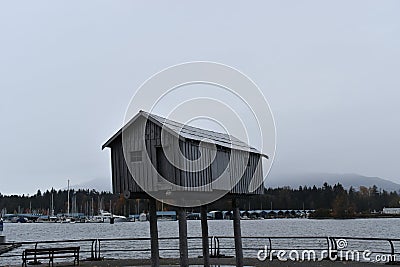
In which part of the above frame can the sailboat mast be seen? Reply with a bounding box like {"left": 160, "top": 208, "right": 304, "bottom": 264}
{"left": 67, "top": 179, "right": 70, "bottom": 217}
{"left": 51, "top": 193, "right": 54, "bottom": 217}
{"left": 98, "top": 197, "right": 101, "bottom": 213}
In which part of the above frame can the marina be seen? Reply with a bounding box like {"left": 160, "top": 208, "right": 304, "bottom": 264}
{"left": 0, "top": 209, "right": 314, "bottom": 224}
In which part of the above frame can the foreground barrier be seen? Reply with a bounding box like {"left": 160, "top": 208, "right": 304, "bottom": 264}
{"left": 1, "top": 236, "right": 399, "bottom": 265}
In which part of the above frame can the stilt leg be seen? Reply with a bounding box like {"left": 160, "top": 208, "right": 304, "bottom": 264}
{"left": 233, "top": 198, "right": 243, "bottom": 267}
{"left": 200, "top": 205, "right": 210, "bottom": 267}
{"left": 149, "top": 198, "right": 159, "bottom": 267}
{"left": 178, "top": 207, "right": 189, "bottom": 267}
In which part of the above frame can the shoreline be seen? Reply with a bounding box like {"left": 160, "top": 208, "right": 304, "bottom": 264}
{"left": 2, "top": 215, "right": 400, "bottom": 223}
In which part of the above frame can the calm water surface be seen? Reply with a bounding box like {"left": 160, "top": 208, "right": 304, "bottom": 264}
{"left": 4, "top": 218, "right": 399, "bottom": 241}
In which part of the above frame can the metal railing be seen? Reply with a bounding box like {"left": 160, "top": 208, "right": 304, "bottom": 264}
{"left": 1, "top": 236, "right": 399, "bottom": 265}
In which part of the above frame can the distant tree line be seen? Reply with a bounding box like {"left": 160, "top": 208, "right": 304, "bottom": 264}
{"left": 230, "top": 183, "right": 400, "bottom": 218}
{"left": 206, "top": 183, "right": 400, "bottom": 218}
{"left": 1, "top": 183, "right": 400, "bottom": 219}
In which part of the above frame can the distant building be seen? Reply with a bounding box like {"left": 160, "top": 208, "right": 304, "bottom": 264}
{"left": 156, "top": 211, "right": 176, "bottom": 220}
{"left": 382, "top": 207, "right": 400, "bottom": 215}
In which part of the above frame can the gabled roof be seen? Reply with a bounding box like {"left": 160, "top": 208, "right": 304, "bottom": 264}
{"left": 102, "top": 110, "right": 267, "bottom": 158}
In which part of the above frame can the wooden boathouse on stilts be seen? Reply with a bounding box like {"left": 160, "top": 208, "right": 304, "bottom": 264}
{"left": 102, "top": 111, "right": 268, "bottom": 267}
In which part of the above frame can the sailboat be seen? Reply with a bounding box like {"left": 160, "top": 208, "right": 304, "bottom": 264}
{"left": 138, "top": 212, "right": 148, "bottom": 222}
{"left": 37, "top": 192, "right": 58, "bottom": 223}
{"left": 89, "top": 199, "right": 128, "bottom": 223}
{"left": 60, "top": 179, "right": 73, "bottom": 223}
{"left": 90, "top": 210, "right": 128, "bottom": 223}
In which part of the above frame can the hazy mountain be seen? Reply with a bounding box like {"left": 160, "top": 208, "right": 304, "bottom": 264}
{"left": 66, "top": 178, "right": 112, "bottom": 192}
{"left": 265, "top": 172, "right": 400, "bottom": 192}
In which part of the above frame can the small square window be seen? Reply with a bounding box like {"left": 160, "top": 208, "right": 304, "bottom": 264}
{"left": 130, "top": 151, "right": 142, "bottom": 162}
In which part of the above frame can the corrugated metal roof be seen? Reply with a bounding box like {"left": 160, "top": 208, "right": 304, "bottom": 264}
{"left": 103, "top": 110, "right": 266, "bottom": 157}
{"left": 142, "top": 111, "right": 262, "bottom": 155}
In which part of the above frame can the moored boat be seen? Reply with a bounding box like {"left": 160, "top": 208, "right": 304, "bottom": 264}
{"left": 90, "top": 210, "right": 128, "bottom": 223}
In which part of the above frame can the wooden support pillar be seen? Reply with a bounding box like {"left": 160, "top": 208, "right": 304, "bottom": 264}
{"left": 200, "top": 205, "right": 210, "bottom": 267}
{"left": 233, "top": 198, "right": 244, "bottom": 267}
{"left": 178, "top": 207, "right": 189, "bottom": 267}
{"left": 149, "top": 198, "right": 159, "bottom": 267}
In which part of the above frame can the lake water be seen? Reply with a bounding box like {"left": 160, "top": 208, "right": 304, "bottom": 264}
{"left": 5, "top": 218, "right": 399, "bottom": 241}
{"left": 1, "top": 218, "right": 399, "bottom": 265}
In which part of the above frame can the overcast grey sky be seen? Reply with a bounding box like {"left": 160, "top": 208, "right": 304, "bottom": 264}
{"left": 1, "top": 1, "right": 399, "bottom": 195}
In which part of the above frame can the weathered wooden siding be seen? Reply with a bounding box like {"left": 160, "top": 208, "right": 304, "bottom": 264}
{"left": 230, "top": 151, "right": 263, "bottom": 194}
{"left": 110, "top": 136, "right": 143, "bottom": 195}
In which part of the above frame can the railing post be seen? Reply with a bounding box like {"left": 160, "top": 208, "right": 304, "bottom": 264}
{"left": 325, "top": 237, "right": 331, "bottom": 260}
{"left": 90, "top": 240, "right": 95, "bottom": 260}
{"left": 97, "top": 240, "right": 101, "bottom": 260}
{"left": 330, "top": 237, "right": 338, "bottom": 260}
{"left": 34, "top": 242, "right": 38, "bottom": 264}
{"left": 388, "top": 239, "right": 395, "bottom": 262}
{"left": 210, "top": 236, "right": 220, "bottom": 257}
{"left": 210, "top": 236, "right": 214, "bottom": 257}
{"left": 268, "top": 237, "right": 272, "bottom": 259}
{"left": 94, "top": 240, "right": 98, "bottom": 260}
{"left": 216, "top": 237, "right": 220, "bottom": 256}
{"left": 200, "top": 205, "right": 210, "bottom": 267}
{"left": 212, "top": 236, "right": 215, "bottom": 257}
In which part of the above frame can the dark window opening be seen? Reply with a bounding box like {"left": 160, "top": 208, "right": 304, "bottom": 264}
{"left": 130, "top": 151, "right": 142, "bottom": 162}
